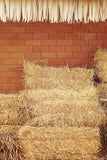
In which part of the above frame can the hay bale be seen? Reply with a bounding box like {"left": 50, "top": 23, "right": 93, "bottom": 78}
{"left": 26, "top": 108, "right": 105, "bottom": 127}
{"left": 20, "top": 88, "right": 106, "bottom": 127}
{"left": 94, "top": 49, "right": 107, "bottom": 82}
{"left": 97, "top": 83, "right": 107, "bottom": 99}
{"left": 18, "top": 126, "right": 101, "bottom": 160}
{"left": 0, "top": 134, "right": 23, "bottom": 160}
{"left": 0, "top": 125, "right": 21, "bottom": 138}
{"left": 23, "top": 61, "right": 94, "bottom": 90}
{"left": 0, "top": 94, "right": 30, "bottom": 125}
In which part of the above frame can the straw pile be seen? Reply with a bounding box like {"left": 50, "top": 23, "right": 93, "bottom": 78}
{"left": 94, "top": 49, "right": 107, "bottom": 83}
{"left": 94, "top": 48, "right": 107, "bottom": 112}
{"left": 0, "top": 125, "right": 21, "bottom": 138}
{"left": 0, "top": 134, "right": 23, "bottom": 160}
{"left": 0, "top": 94, "right": 30, "bottom": 125}
{"left": 19, "top": 88, "right": 106, "bottom": 127}
{"left": 97, "top": 83, "right": 107, "bottom": 99}
{"left": 23, "top": 61, "right": 94, "bottom": 90}
{"left": 0, "top": 60, "right": 106, "bottom": 159}
{"left": 17, "top": 126, "right": 101, "bottom": 160}
{"left": 1, "top": 0, "right": 107, "bottom": 23}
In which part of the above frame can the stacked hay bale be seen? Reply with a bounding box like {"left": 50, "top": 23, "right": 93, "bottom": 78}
{"left": 17, "top": 126, "right": 101, "bottom": 160}
{"left": 0, "top": 94, "right": 30, "bottom": 125}
{"left": 23, "top": 61, "right": 94, "bottom": 90}
{"left": 0, "top": 134, "right": 22, "bottom": 160}
{"left": 0, "top": 94, "right": 26, "bottom": 159}
{"left": 94, "top": 49, "right": 107, "bottom": 111}
{"left": 14, "top": 61, "right": 105, "bottom": 160}
{"left": 94, "top": 49, "right": 107, "bottom": 155}
{"left": 94, "top": 49, "right": 107, "bottom": 101}
{"left": 0, "top": 60, "right": 106, "bottom": 159}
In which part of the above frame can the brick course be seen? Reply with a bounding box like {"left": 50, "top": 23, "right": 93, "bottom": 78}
{"left": 0, "top": 21, "right": 107, "bottom": 93}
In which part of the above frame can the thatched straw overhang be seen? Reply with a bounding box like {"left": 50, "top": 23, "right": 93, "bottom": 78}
{"left": 0, "top": 0, "right": 107, "bottom": 23}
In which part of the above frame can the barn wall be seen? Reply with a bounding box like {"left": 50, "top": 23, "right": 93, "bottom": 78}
{"left": 0, "top": 21, "right": 107, "bottom": 93}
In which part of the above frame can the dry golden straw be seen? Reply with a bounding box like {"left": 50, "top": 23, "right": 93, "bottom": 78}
{"left": 0, "top": 0, "right": 107, "bottom": 23}
{"left": 18, "top": 126, "right": 101, "bottom": 160}
{"left": 0, "top": 94, "right": 30, "bottom": 125}
{"left": 23, "top": 61, "right": 94, "bottom": 90}
{"left": 20, "top": 88, "right": 106, "bottom": 127}
{"left": 94, "top": 49, "right": 107, "bottom": 82}
{"left": 0, "top": 134, "right": 23, "bottom": 160}
{"left": 97, "top": 83, "right": 107, "bottom": 99}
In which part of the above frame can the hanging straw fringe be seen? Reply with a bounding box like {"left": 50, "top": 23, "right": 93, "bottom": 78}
{"left": 1, "top": 0, "right": 107, "bottom": 23}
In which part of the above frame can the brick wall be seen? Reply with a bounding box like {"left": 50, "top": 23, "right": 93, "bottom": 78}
{"left": 0, "top": 20, "right": 107, "bottom": 93}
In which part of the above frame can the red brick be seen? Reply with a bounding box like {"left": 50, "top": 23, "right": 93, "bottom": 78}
{"left": 65, "top": 33, "right": 80, "bottom": 39}
{"left": 49, "top": 23, "right": 64, "bottom": 27}
{"left": 48, "top": 33, "right": 64, "bottom": 40}
{"left": 0, "top": 78, "right": 9, "bottom": 83}
{"left": 49, "top": 58, "right": 64, "bottom": 65}
{"left": 17, "top": 83, "right": 24, "bottom": 91}
{"left": 49, "top": 46, "right": 64, "bottom": 52}
{"left": 34, "top": 33, "right": 48, "bottom": 40}
{"left": 57, "top": 52, "right": 72, "bottom": 58}
{"left": 0, "top": 33, "right": 2, "bottom": 39}
{"left": 0, "top": 53, "right": 10, "bottom": 58}
{"left": 89, "top": 27, "right": 104, "bottom": 33}
{"left": 81, "top": 47, "right": 97, "bottom": 53}
{"left": 65, "top": 59, "right": 81, "bottom": 67}
{"left": 2, "top": 46, "right": 17, "bottom": 52}
{"left": 0, "top": 27, "right": 9, "bottom": 32}
{"left": 57, "top": 40, "right": 72, "bottom": 45}
{"left": 0, "top": 22, "right": 10, "bottom": 27}
{"left": 73, "top": 27, "right": 88, "bottom": 33}
{"left": 42, "top": 27, "right": 56, "bottom": 33}
{"left": 0, "top": 65, "right": 9, "bottom": 71}
{"left": 65, "top": 46, "right": 80, "bottom": 52}
{"left": 81, "top": 22, "right": 97, "bottom": 27}
{"left": 81, "top": 34, "right": 96, "bottom": 40}
{"left": 73, "top": 40, "right": 88, "bottom": 46}
{"left": 18, "top": 33, "right": 33, "bottom": 40}
{"left": 0, "top": 47, "right": 2, "bottom": 52}
{"left": 34, "top": 46, "right": 48, "bottom": 52}
{"left": 17, "top": 46, "right": 32, "bottom": 52}
{"left": 26, "top": 40, "right": 41, "bottom": 45}
{"left": 10, "top": 40, "right": 25, "bottom": 46}
{"left": 41, "top": 40, "right": 56, "bottom": 45}
{"left": 2, "top": 84, "right": 18, "bottom": 91}
{"left": 0, "top": 40, "right": 9, "bottom": 45}
{"left": 2, "top": 33, "right": 18, "bottom": 40}
{"left": 10, "top": 27, "right": 25, "bottom": 32}
{"left": 17, "top": 22, "right": 33, "bottom": 27}
{"left": 26, "top": 27, "right": 41, "bottom": 32}
{"left": 2, "top": 59, "right": 17, "bottom": 65}
{"left": 10, "top": 52, "right": 26, "bottom": 58}
{"left": 57, "top": 27, "right": 72, "bottom": 33}
{"left": 97, "top": 21, "right": 107, "bottom": 27}
{"left": 41, "top": 52, "right": 56, "bottom": 58}
{"left": 97, "top": 34, "right": 107, "bottom": 40}
{"left": 37, "top": 59, "right": 49, "bottom": 65}
{"left": 89, "top": 52, "right": 95, "bottom": 59}
{"left": 17, "top": 71, "right": 23, "bottom": 78}
{"left": 89, "top": 40, "right": 106, "bottom": 47}
{"left": 9, "top": 65, "right": 21, "bottom": 71}
{"left": 80, "top": 59, "right": 92, "bottom": 66}
{"left": 17, "top": 59, "right": 24, "bottom": 64}
{"left": 26, "top": 52, "right": 40, "bottom": 59}
{"left": 2, "top": 72, "right": 18, "bottom": 78}
{"left": 65, "top": 22, "right": 81, "bottom": 27}
{"left": 73, "top": 52, "right": 89, "bottom": 59}
{"left": 10, "top": 78, "right": 22, "bottom": 83}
